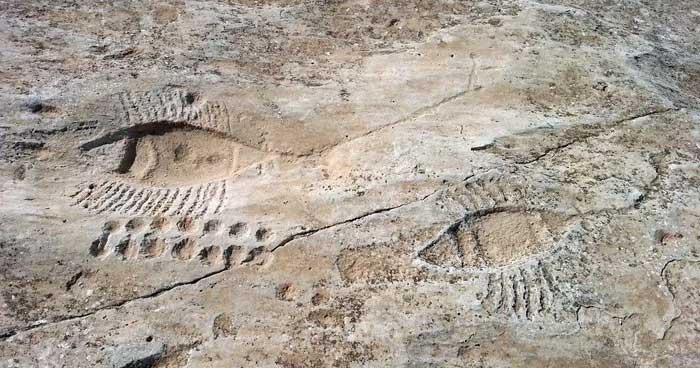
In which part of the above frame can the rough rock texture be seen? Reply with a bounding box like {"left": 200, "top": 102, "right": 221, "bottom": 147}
{"left": 1, "top": 0, "right": 699, "bottom": 367}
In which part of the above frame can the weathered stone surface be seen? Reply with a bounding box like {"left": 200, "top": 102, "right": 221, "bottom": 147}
{"left": 1, "top": 0, "right": 700, "bottom": 367}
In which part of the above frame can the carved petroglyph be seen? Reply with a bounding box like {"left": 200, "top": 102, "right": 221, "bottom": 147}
{"left": 69, "top": 87, "right": 279, "bottom": 218}
{"left": 72, "top": 179, "right": 228, "bottom": 217}
{"left": 89, "top": 216, "right": 274, "bottom": 268}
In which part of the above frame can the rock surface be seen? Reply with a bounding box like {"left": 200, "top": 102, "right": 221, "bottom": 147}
{"left": 1, "top": 0, "right": 700, "bottom": 367}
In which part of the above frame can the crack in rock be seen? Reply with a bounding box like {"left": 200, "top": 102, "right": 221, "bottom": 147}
{"left": 472, "top": 108, "right": 678, "bottom": 165}
{"left": 270, "top": 188, "right": 441, "bottom": 252}
{"left": 0, "top": 188, "right": 441, "bottom": 341}
{"left": 0, "top": 268, "right": 228, "bottom": 341}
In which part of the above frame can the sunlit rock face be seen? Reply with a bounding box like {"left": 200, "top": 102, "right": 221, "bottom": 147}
{"left": 1, "top": 1, "right": 700, "bottom": 367}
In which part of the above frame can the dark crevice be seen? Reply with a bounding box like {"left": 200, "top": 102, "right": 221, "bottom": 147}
{"left": 472, "top": 108, "right": 678, "bottom": 165}
{"left": 0, "top": 267, "right": 229, "bottom": 341}
{"left": 65, "top": 270, "right": 84, "bottom": 291}
{"left": 270, "top": 188, "right": 441, "bottom": 252}
{"left": 470, "top": 143, "right": 494, "bottom": 151}
{"left": 523, "top": 108, "right": 677, "bottom": 164}
{"left": 516, "top": 138, "right": 580, "bottom": 164}
{"left": 633, "top": 193, "right": 645, "bottom": 209}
